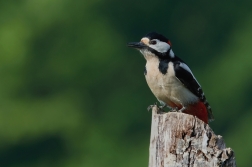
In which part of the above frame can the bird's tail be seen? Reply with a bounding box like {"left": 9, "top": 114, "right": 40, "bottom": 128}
{"left": 204, "top": 100, "right": 214, "bottom": 122}
{"left": 184, "top": 101, "right": 209, "bottom": 124}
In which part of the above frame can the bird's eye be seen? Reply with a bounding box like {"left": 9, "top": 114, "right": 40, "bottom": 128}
{"left": 149, "top": 40, "right": 157, "bottom": 45}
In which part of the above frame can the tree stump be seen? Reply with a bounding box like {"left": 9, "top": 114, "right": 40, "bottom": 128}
{"left": 149, "top": 105, "right": 236, "bottom": 167}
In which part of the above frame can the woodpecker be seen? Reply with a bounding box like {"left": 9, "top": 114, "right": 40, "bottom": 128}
{"left": 128, "top": 32, "right": 214, "bottom": 124}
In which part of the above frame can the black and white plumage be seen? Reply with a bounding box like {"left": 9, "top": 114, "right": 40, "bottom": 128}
{"left": 128, "top": 32, "right": 214, "bottom": 123}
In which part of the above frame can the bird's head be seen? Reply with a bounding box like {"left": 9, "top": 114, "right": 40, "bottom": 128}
{"left": 128, "top": 32, "right": 174, "bottom": 59}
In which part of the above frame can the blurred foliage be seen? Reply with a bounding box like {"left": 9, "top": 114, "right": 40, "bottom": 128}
{"left": 0, "top": 0, "right": 252, "bottom": 166}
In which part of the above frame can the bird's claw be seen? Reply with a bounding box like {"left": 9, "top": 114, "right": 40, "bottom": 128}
{"left": 156, "top": 104, "right": 167, "bottom": 113}
{"left": 157, "top": 108, "right": 165, "bottom": 114}
{"left": 170, "top": 107, "right": 179, "bottom": 112}
{"left": 147, "top": 105, "right": 154, "bottom": 111}
{"left": 178, "top": 107, "right": 185, "bottom": 113}
{"left": 147, "top": 102, "right": 158, "bottom": 111}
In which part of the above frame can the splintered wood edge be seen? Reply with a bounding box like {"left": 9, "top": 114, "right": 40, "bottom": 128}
{"left": 149, "top": 105, "right": 236, "bottom": 167}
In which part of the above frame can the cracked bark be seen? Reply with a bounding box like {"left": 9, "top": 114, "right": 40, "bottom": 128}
{"left": 149, "top": 105, "right": 236, "bottom": 167}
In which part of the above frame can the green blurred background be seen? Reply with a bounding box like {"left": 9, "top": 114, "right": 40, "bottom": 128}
{"left": 1, "top": 0, "right": 252, "bottom": 166}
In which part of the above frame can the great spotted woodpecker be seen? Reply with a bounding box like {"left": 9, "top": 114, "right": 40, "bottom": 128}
{"left": 128, "top": 32, "right": 214, "bottom": 124}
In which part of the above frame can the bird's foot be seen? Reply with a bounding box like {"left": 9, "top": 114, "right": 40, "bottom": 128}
{"left": 178, "top": 106, "right": 186, "bottom": 113}
{"left": 147, "top": 102, "right": 158, "bottom": 111}
{"left": 147, "top": 102, "right": 167, "bottom": 114}
{"left": 170, "top": 107, "right": 178, "bottom": 112}
{"left": 156, "top": 104, "right": 167, "bottom": 113}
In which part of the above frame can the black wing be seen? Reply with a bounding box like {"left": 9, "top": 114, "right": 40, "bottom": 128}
{"left": 173, "top": 61, "right": 214, "bottom": 121}
{"left": 173, "top": 61, "right": 203, "bottom": 99}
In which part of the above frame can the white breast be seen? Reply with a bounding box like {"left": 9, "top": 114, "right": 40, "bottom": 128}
{"left": 145, "top": 58, "right": 198, "bottom": 107}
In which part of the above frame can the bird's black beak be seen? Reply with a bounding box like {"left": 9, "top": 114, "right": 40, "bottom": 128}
{"left": 128, "top": 42, "right": 147, "bottom": 49}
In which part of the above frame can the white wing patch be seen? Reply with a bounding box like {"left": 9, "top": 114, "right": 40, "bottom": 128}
{"left": 179, "top": 62, "right": 201, "bottom": 86}
{"left": 179, "top": 62, "right": 192, "bottom": 73}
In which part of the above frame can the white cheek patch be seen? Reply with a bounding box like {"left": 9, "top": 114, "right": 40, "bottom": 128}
{"left": 149, "top": 40, "right": 170, "bottom": 53}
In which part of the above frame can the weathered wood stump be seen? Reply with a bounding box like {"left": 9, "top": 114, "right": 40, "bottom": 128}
{"left": 149, "top": 105, "right": 236, "bottom": 167}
